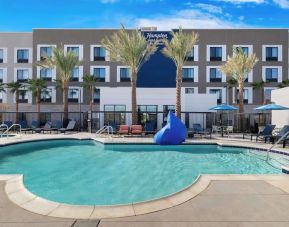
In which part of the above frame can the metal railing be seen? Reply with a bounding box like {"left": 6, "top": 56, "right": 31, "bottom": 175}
{"left": 0, "top": 124, "right": 8, "bottom": 138}
{"left": 96, "top": 126, "right": 114, "bottom": 135}
{"left": 0, "top": 124, "right": 21, "bottom": 138}
{"left": 266, "top": 131, "right": 289, "bottom": 161}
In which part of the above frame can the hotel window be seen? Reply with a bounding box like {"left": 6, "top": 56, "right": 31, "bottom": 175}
{"left": 209, "top": 89, "right": 222, "bottom": 104}
{"left": 120, "top": 68, "right": 131, "bottom": 82}
{"left": 104, "top": 105, "right": 126, "bottom": 125}
{"left": 71, "top": 67, "right": 80, "bottom": 82}
{"left": 93, "top": 68, "right": 106, "bottom": 82}
{"left": 17, "top": 69, "right": 29, "bottom": 82}
{"left": 68, "top": 88, "right": 79, "bottom": 103}
{"left": 236, "top": 47, "right": 249, "bottom": 56}
{"left": 210, "top": 47, "right": 222, "bottom": 61}
{"left": 17, "top": 49, "right": 29, "bottom": 63}
{"left": 0, "top": 69, "right": 3, "bottom": 82}
{"left": 266, "top": 47, "right": 278, "bottom": 61}
{"left": 187, "top": 47, "right": 194, "bottom": 61}
{"left": 264, "top": 88, "right": 275, "bottom": 104}
{"left": 210, "top": 68, "right": 222, "bottom": 82}
{"left": 19, "top": 89, "right": 28, "bottom": 103}
{"left": 40, "top": 47, "right": 53, "bottom": 61}
{"left": 41, "top": 88, "right": 52, "bottom": 103}
{"left": 265, "top": 68, "right": 278, "bottom": 82}
{"left": 40, "top": 68, "right": 52, "bottom": 81}
{"left": 67, "top": 46, "right": 79, "bottom": 58}
{"left": 138, "top": 105, "right": 158, "bottom": 126}
{"left": 0, "top": 49, "right": 3, "bottom": 63}
{"left": 93, "top": 89, "right": 100, "bottom": 103}
{"left": 236, "top": 89, "right": 249, "bottom": 104}
{"left": 185, "top": 88, "right": 194, "bottom": 94}
{"left": 93, "top": 47, "right": 106, "bottom": 61}
{"left": 182, "top": 68, "right": 194, "bottom": 82}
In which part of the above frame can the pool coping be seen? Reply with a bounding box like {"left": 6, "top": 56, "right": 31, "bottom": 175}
{"left": 1, "top": 135, "right": 289, "bottom": 219}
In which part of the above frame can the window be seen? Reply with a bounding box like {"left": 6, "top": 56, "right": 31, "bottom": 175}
{"left": 93, "top": 89, "right": 100, "bottom": 103}
{"left": 71, "top": 67, "right": 80, "bottom": 82}
{"left": 265, "top": 68, "right": 278, "bottom": 82}
{"left": 68, "top": 88, "right": 79, "bottom": 103}
{"left": 244, "top": 73, "right": 249, "bottom": 83}
{"left": 67, "top": 47, "right": 79, "bottom": 58}
{"left": 104, "top": 105, "right": 126, "bottom": 125}
{"left": 40, "top": 47, "right": 53, "bottom": 61}
{"left": 236, "top": 47, "right": 249, "bottom": 56}
{"left": 94, "top": 47, "right": 106, "bottom": 61}
{"left": 264, "top": 88, "right": 275, "bottom": 103}
{"left": 210, "top": 68, "right": 222, "bottom": 82}
{"left": 137, "top": 105, "right": 158, "bottom": 125}
{"left": 19, "top": 89, "right": 28, "bottom": 103}
{"left": 266, "top": 47, "right": 278, "bottom": 61}
{"left": 17, "top": 49, "right": 29, "bottom": 63}
{"left": 0, "top": 69, "right": 3, "bottom": 82}
{"left": 40, "top": 68, "right": 52, "bottom": 81}
{"left": 0, "top": 49, "right": 3, "bottom": 63}
{"left": 182, "top": 68, "right": 194, "bottom": 82}
{"left": 209, "top": 89, "right": 222, "bottom": 104}
{"left": 120, "top": 68, "right": 131, "bottom": 82}
{"left": 210, "top": 47, "right": 222, "bottom": 61}
{"left": 93, "top": 68, "right": 106, "bottom": 82}
{"left": 236, "top": 89, "right": 249, "bottom": 104}
{"left": 41, "top": 88, "right": 52, "bottom": 103}
{"left": 185, "top": 88, "right": 194, "bottom": 94}
{"left": 0, "top": 91, "right": 3, "bottom": 103}
{"left": 187, "top": 47, "right": 194, "bottom": 61}
{"left": 17, "top": 69, "right": 29, "bottom": 82}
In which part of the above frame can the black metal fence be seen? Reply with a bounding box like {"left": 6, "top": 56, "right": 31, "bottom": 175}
{"left": 0, "top": 111, "right": 271, "bottom": 133}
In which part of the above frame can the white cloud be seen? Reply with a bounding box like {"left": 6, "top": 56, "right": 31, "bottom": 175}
{"left": 272, "top": 0, "right": 289, "bottom": 8}
{"left": 100, "top": 0, "right": 119, "bottom": 3}
{"left": 134, "top": 9, "right": 246, "bottom": 30}
{"left": 195, "top": 3, "right": 223, "bottom": 14}
{"left": 215, "top": 0, "right": 265, "bottom": 3}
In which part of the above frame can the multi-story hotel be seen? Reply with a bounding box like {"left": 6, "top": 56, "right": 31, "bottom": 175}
{"left": 0, "top": 28, "right": 288, "bottom": 128}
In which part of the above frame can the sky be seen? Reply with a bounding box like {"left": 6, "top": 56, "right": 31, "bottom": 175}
{"left": 0, "top": 0, "right": 289, "bottom": 31}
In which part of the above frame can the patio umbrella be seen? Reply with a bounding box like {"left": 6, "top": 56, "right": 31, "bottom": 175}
{"left": 255, "top": 104, "right": 289, "bottom": 111}
{"left": 209, "top": 104, "right": 238, "bottom": 136}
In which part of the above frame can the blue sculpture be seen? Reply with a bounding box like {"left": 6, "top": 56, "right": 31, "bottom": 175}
{"left": 154, "top": 111, "right": 187, "bottom": 145}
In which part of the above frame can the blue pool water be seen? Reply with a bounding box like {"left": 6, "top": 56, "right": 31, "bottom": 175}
{"left": 0, "top": 140, "right": 281, "bottom": 205}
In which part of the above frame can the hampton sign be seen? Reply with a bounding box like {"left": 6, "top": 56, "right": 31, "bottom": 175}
{"left": 142, "top": 31, "right": 171, "bottom": 44}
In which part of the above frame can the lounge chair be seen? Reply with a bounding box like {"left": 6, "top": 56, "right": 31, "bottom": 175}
{"left": 107, "top": 122, "right": 117, "bottom": 134}
{"left": 118, "top": 125, "right": 129, "bottom": 135}
{"left": 58, "top": 120, "right": 76, "bottom": 133}
{"left": 188, "top": 124, "right": 212, "bottom": 138}
{"left": 18, "top": 120, "right": 32, "bottom": 133}
{"left": 131, "top": 125, "right": 143, "bottom": 135}
{"left": 223, "top": 126, "right": 234, "bottom": 136}
{"left": 45, "top": 120, "right": 63, "bottom": 133}
{"left": 269, "top": 125, "right": 289, "bottom": 144}
{"left": 144, "top": 121, "right": 156, "bottom": 134}
{"left": 250, "top": 124, "right": 276, "bottom": 142}
{"left": 33, "top": 121, "right": 52, "bottom": 133}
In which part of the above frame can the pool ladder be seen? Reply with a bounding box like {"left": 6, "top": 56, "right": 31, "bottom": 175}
{"left": 0, "top": 124, "right": 21, "bottom": 138}
{"left": 266, "top": 130, "right": 289, "bottom": 161}
{"left": 96, "top": 126, "right": 114, "bottom": 135}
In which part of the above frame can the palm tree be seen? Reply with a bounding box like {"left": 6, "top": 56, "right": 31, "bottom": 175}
{"left": 27, "top": 78, "right": 46, "bottom": 123}
{"left": 278, "top": 79, "right": 289, "bottom": 88}
{"left": 162, "top": 27, "right": 199, "bottom": 117}
{"left": 220, "top": 47, "right": 258, "bottom": 131}
{"left": 40, "top": 48, "right": 80, "bottom": 125}
{"left": 252, "top": 81, "right": 266, "bottom": 104}
{"left": 227, "top": 77, "right": 238, "bottom": 104}
{"left": 6, "top": 81, "right": 23, "bottom": 122}
{"left": 102, "top": 25, "right": 157, "bottom": 124}
{"left": 82, "top": 75, "right": 97, "bottom": 113}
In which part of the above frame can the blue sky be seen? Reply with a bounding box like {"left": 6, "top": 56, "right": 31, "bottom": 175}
{"left": 0, "top": 0, "right": 289, "bottom": 31}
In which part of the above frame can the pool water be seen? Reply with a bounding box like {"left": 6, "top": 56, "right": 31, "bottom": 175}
{"left": 0, "top": 140, "right": 281, "bottom": 205}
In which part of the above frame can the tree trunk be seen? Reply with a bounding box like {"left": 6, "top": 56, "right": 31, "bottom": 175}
{"left": 37, "top": 89, "right": 41, "bottom": 127}
{"left": 15, "top": 90, "right": 19, "bottom": 122}
{"left": 63, "top": 82, "right": 69, "bottom": 127}
{"left": 261, "top": 88, "right": 264, "bottom": 104}
{"left": 89, "top": 86, "right": 93, "bottom": 114}
{"left": 131, "top": 71, "right": 137, "bottom": 125}
{"left": 175, "top": 67, "right": 182, "bottom": 118}
{"left": 238, "top": 81, "right": 245, "bottom": 132}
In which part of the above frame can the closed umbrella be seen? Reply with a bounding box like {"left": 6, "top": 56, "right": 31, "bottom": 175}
{"left": 209, "top": 104, "right": 238, "bottom": 137}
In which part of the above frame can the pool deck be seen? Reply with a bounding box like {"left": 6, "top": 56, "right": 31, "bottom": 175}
{"left": 1, "top": 133, "right": 289, "bottom": 226}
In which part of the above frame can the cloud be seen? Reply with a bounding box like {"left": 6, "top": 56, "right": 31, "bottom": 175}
{"left": 100, "top": 0, "right": 119, "bottom": 3}
{"left": 195, "top": 3, "right": 223, "bottom": 14}
{"left": 134, "top": 9, "right": 246, "bottom": 30}
{"left": 215, "top": 0, "right": 265, "bottom": 3}
{"left": 272, "top": 0, "right": 289, "bottom": 8}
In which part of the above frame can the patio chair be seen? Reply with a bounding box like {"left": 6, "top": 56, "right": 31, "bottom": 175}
{"left": 118, "top": 125, "right": 129, "bottom": 135}
{"left": 18, "top": 120, "right": 32, "bottom": 134}
{"left": 269, "top": 125, "right": 289, "bottom": 144}
{"left": 144, "top": 121, "right": 156, "bottom": 135}
{"left": 33, "top": 121, "right": 52, "bottom": 133}
{"left": 58, "top": 120, "right": 76, "bottom": 134}
{"left": 212, "top": 125, "right": 221, "bottom": 134}
{"left": 224, "top": 126, "right": 233, "bottom": 137}
{"left": 43, "top": 120, "right": 62, "bottom": 133}
{"left": 250, "top": 124, "right": 276, "bottom": 142}
{"left": 188, "top": 124, "right": 212, "bottom": 139}
{"left": 131, "top": 125, "right": 143, "bottom": 136}
{"left": 107, "top": 122, "right": 117, "bottom": 134}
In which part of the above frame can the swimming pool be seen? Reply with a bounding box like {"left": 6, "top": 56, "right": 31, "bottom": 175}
{"left": 0, "top": 139, "right": 283, "bottom": 205}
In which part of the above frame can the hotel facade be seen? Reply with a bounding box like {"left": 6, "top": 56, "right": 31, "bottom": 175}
{"left": 0, "top": 28, "right": 288, "bottom": 128}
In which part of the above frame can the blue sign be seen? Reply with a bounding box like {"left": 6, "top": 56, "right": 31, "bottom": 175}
{"left": 137, "top": 31, "right": 176, "bottom": 88}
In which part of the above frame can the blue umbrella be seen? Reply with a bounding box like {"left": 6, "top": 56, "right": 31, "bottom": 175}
{"left": 209, "top": 104, "right": 238, "bottom": 111}
{"left": 255, "top": 104, "right": 289, "bottom": 111}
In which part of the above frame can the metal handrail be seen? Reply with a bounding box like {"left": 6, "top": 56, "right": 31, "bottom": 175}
{"left": 96, "top": 126, "right": 113, "bottom": 135}
{"left": 266, "top": 130, "right": 289, "bottom": 161}
{"left": 2, "top": 124, "right": 22, "bottom": 137}
{"left": 0, "top": 124, "right": 9, "bottom": 138}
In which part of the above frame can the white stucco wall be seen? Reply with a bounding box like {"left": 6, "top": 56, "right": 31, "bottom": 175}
{"left": 271, "top": 87, "right": 289, "bottom": 128}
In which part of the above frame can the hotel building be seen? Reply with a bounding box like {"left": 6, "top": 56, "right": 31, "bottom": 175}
{"left": 0, "top": 28, "right": 288, "bottom": 128}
